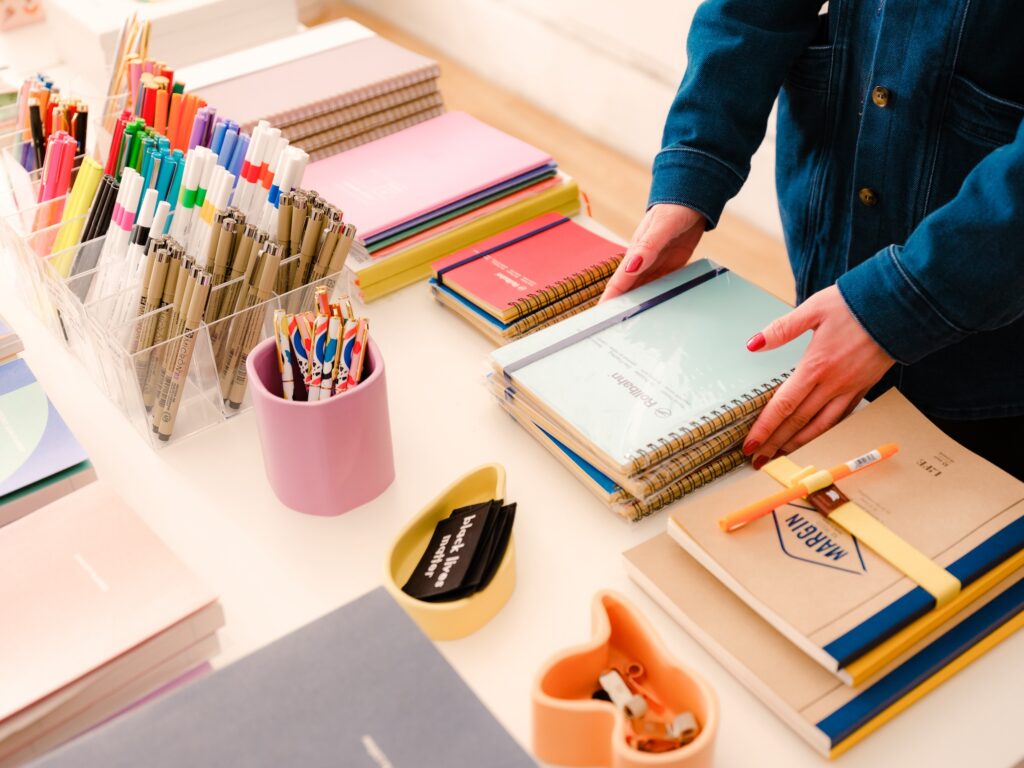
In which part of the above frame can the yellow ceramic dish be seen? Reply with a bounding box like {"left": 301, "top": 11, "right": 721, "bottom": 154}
{"left": 385, "top": 464, "right": 516, "bottom": 641}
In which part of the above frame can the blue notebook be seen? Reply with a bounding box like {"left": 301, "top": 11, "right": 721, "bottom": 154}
{"left": 0, "top": 358, "right": 94, "bottom": 526}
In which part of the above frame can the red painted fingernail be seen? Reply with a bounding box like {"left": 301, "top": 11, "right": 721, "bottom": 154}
{"left": 746, "top": 332, "right": 766, "bottom": 352}
{"left": 624, "top": 255, "right": 643, "bottom": 274}
{"left": 742, "top": 439, "right": 760, "bottom": 456}
{"left": 752, "top": 455, "right": 769, "bottom": 470}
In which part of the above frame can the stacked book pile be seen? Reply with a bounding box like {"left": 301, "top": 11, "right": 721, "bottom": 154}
{"left": 304, "top": 111, "right": 580, "bottom": 302}
{"left": 429, "top": 213, "right": 625, "bottom": 345}
{"left": 178, "top": 19, "right": 444, "bottom": 162}
{"left": 0, "top": 318, "right": 96, "bottom": 528}
{"left": 488, "top": 261, "right": 806, "bottom": 520}
{"left": 625, "top": 390, "right": 1024, "bottom": 757}
{"left": 0, "top": 484, "right": 224, "bottom": 765}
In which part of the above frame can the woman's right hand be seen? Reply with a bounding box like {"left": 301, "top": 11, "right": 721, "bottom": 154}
{"left": 600, "top": 203, "right": 707, "bottom": 302}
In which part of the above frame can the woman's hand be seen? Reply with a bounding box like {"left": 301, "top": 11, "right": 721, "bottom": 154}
{"left": 743, "top": 285, "right": 895, "bottom": 466}
{"left": 600, "top": 203, "right": 706, "bottom": 302}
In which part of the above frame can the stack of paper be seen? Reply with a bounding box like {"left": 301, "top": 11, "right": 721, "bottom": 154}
{"left": 178, "top": 19, "right": 445, "bottom": 161}
{"left": 304, "top": 111, "right": 581, "bottom": 301}
{"left": 429, "top": 213, "right": 625, "bottom": 345}
{"left": 0, "top": 358, "right": 96, "bottom": 528}
{"left": 32, "top": 588, "right": 535, "bottom": 768}
{"left": 489, "top": 261, "right": 808, "bottom": 519}
{"left": 625, "top": 390, "right": 1024, "bottom": 757}
{"left": 0, "top": 313, "right": 22, "bottom": 364}
{"left": 0, "top": 483, "right": 224, "bottom": 766}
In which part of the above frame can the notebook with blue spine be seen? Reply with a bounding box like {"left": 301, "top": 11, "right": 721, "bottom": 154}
{"left": 666, "top": 390, "right": 1024, "bottom": 682}
{"left": 625, "top": 532, "right": 1024, "bottom": 758}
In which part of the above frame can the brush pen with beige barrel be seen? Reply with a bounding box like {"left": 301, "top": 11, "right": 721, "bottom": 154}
{"left": 152, "top": 262, "right": 199, "bottom": 430}
{"left": 131, "top": 245, "right": 170, "bottom": 388}
{"left": 225, "top": 242, "right": 283, "bottom": 408}
{"left": 140, "top": 246, "right": 183, "bottom": 409}
{"left": 155, "top": 271, "right": 212, "bottom": 442}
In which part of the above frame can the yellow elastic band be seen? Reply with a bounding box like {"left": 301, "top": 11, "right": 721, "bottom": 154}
{"left": 764, "top": 456, "right": 812, "bottom": 487}
{"left": 763, "top": 456, "right": 961, "bottom": 608}
{"left": 829, "top": 502, "right": 961, "bottom": 608}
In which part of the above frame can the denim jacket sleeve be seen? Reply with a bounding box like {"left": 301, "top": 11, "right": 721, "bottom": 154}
{"left": 837, "top": 118, "right": 1024, "bottom": 365}
{"left": 648, "top": 0, "right": 824, "bottom": 228}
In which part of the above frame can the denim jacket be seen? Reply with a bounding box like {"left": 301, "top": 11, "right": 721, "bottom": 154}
{"left": 650, "top": 0, "right": 1024, "bottom": 419}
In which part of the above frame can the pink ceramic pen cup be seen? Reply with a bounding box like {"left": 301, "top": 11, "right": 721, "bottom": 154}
{"left": 246, "top": 336, "right": 395, "bottom": 516}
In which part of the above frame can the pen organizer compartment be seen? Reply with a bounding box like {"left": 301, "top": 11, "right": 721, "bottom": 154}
{"left": 247, "top": 335, "right": 395, "bottom": 516}
{"left": 532, "top": 591, "right": 718, "bottom": 768}
{"left": 384, "top": 464, "right": 517, "bottom": 641}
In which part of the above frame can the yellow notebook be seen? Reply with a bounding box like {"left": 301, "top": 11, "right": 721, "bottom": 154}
{"left": 351, "top": 177, "right": 580, "bottom": 299}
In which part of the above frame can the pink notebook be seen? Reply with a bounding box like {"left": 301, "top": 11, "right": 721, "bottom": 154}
{"left": 0, "top": 483, "right": 219, "bottom": 724}
{"left": 302, "top": 111, "right": 553, "bottom": 239}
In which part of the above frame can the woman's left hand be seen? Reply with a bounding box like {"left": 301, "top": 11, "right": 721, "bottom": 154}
{"left": 742, "top": 285, "right": 895, "bottom": 467}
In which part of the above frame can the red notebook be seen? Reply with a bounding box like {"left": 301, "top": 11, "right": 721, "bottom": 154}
{"left": 431, "top": 213, "right": 624, "bottom": 322}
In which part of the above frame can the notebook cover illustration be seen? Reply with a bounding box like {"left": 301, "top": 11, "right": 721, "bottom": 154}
{"left": 624, "top": 532, "right": 1024, "bottom": 758}
{"left": 666, "top": 389, "right": 1024, "bottom": 678}
{"left": 0, "top": 359, "right": 90, "bottom": 504}
{"left": 302, "top": 111, "right": 553, "bottom": 240}
{"left": 489, "top": 261, "right": 808, "bottom": 475}
{"left": 431, "top": 213, "right": 624, "bottom": 322}
{"left": 33, "top": 588, "right": 538, "bottom": 768}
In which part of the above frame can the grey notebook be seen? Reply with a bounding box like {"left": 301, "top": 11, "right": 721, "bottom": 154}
{"left": 32, "top": 588, "right": 537, "bottom": 768}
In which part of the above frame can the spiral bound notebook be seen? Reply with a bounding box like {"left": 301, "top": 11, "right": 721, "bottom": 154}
{"left": 179, "top": 19, "right": 441, "bottom": 132}
{"left": 431, "top": 213, "right": 624, "bottom": 323}
{"left": 489, "top": 260, "right": 808, "bottom": 478}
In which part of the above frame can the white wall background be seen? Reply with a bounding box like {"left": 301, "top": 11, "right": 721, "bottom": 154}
{"left": 348, "top": 0, "right": 782, "bottom": 238}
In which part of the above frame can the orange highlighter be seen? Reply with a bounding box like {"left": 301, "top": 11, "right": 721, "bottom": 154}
{"left": 719, "top": 443, "right": 899, "bottom": 532}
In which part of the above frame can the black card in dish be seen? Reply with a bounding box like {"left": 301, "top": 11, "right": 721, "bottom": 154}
{"left": 401, "top": 501, "right": 494, "bottom": 602}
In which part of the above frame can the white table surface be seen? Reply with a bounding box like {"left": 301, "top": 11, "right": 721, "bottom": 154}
{"left": 2, "top": 264, "right": 1022, "bottom": 768}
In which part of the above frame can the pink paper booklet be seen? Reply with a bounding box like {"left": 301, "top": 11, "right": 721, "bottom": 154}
{"left": 302, "top": 111, "right": 553, "bottom": 239}
{"left": 0, "top": 483, "right": 220, "bottom": 725}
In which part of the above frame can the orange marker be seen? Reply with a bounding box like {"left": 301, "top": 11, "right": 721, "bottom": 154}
{"left": 719, "top": 443, "right": 899, "bottom": 532}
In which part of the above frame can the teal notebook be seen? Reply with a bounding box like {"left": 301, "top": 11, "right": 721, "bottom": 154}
{"left": 489, "top": 261, "right": 808, "bottom": 477}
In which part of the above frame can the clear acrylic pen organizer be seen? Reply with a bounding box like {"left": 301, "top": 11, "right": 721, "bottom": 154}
{"left": 2, "top": 219, "right": 353, "bottom": 447}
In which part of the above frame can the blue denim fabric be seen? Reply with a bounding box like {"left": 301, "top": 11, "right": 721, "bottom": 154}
{"left": 650, "top": 1, "right": 1024, "bottom": 419}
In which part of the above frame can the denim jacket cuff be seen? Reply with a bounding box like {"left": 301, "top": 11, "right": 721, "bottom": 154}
{"left": 836, "top": 245, "right": 971, "bottom": 365}
{"left": 648, "top": 146, "right": 745, "bottom": 230}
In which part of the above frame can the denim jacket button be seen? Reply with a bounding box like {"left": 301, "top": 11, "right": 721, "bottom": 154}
{"left": 859, "top": 187, "right": 879, "bottom": 206}
{"left": 871, "top": 85, "right": 891, "bottom": 107}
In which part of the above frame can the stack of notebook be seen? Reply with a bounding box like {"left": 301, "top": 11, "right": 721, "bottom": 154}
{"left": 302, "top": 111, "right": 581, "bottom": 301}
{"left": 625, "top": 390, "right": 1024, "bottom": 757}
{"left": 0, "top": 358, "right": 96, "bottom": 527}
{"left": 429, "top": 213, "right": 625, "bottom": 345}
{"left": 488, "top": 260, "right": 807, "bottom": 520}
{"left": 178, "top": 19, "right": 444, "bottom": 161}
{"left": 0, "top": 483, "right": 224, "bottom": 766}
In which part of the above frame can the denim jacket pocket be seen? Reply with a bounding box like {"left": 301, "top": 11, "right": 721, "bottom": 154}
{"left": 926, "top": 76, "right": 1024, "bottom": 214}
{"left": 783, "top": 44, "right": 835, "bottom": 93}
{"left": 946, "top": 76, "right": 1024, "bottom": 147}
